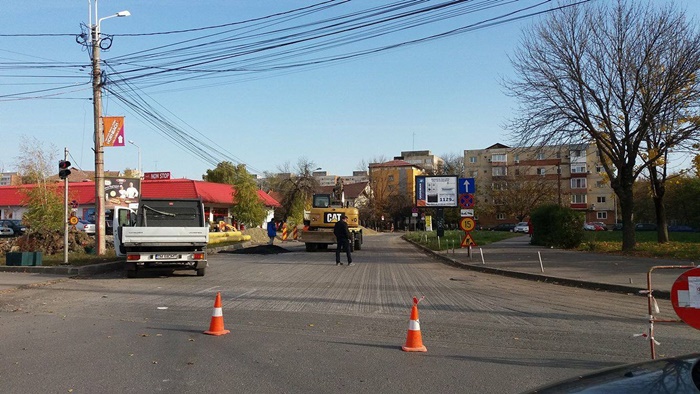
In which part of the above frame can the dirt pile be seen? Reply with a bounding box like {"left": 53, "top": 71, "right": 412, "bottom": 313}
{"left": 0, "top": 230, "right": 99, "bottom": 257}
{"left": 243, "top": 227, "right": 270, "bottom": 244}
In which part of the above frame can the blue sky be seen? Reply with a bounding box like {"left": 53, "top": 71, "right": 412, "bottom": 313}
{"left": 2, "top": 1, "right": 699, "bottom": 179}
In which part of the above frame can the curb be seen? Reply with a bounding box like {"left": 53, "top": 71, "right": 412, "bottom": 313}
{"left": 403, "top": 237, "right": 671, "bottom": 300}
{"left": 0, "top": 260, "right": 124, "bottom": 276}
{"left": 0, "top": 241, "right": 252, "bottom": 277}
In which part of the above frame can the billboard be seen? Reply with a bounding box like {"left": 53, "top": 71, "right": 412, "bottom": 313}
{"left": 104, "top": 177, "right": 140, "bottom": 208}
{"left": 415, "top": 176, "right": 458, "bottom": 207}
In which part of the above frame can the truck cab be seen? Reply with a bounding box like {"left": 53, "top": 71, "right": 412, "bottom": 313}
{"left": 116, "top": 199, "right": 209, "bottom": 278}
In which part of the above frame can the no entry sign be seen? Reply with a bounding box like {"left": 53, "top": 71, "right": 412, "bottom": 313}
{"left": 671, "top": 267, "right": 700, "bottom": 330}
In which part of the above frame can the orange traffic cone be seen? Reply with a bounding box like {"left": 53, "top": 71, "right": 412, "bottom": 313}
{"left": 204, "top": 292, "right": 230, "bottom": 336}
{"left": 402, "top": 296, "right": 427, "bottom": 352}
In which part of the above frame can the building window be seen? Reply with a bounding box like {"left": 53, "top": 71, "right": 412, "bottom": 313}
{"left": 492, "top": 182, "right": 507, "bottom": 190}
{"left": 536, "top": 168, "right": 546, "bottom": 175}
{"left": 597, "top": 196, "right": 606, "bottom": 203}
{"left": 492, "top": 167, "right": 507, "bottom": 176}
{"left": 596, "top": 181, "right": 606, "bottom": 188}
{"left": 596, "top": 165, "right": 603, "bottom": 173}
{"left": 571, "top": 164, "right": 587, "bottom": 173}
{"left": 497, "top": 213, "right": 506, "bottom": 220}
{"left": 597, "top": 212, "right": 608, "bottom": 219}
{"left": 491, "top": 154, "right": 506, "bottom": 162}
{"left": 571, "top": 178, "right": 587, "bottom": 189}
{"left": 536, "top": 153, "right": 545, "bottom": 160}
{"left": 514, "top": 154, "right": 520, "bottom": 163}
{"left": 471, "top": 170, "right": 478, "bottom": 177}
{"left": 469, "top": 156, "right": 477, "bottom": 163}
{"left": 570, "top": 149, "right": 584, "bottom": 158}
{"left": 515, "top": 169, "right": 520, "bottom": 175}
{"left": 571, "top": 194, "right": 587, "bottom": 204}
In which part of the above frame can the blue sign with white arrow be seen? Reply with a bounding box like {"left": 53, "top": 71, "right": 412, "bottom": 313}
{"left": 458, "top": 178, "right": 475, "bottom": 194}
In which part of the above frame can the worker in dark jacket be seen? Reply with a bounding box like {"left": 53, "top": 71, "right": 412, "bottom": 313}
{"left": 333, "top": 215, "right": 353, "bottom": 266}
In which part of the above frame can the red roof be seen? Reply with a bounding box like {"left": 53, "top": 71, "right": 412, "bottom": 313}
{"left": 0, "top": 179, "right": 280, "bottom": 208}
{"left": 0, "top": 183, "right": 96, "bottom": 206}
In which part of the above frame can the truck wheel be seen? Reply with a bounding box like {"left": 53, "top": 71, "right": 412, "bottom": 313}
{"left": 196, "top": 268, "right": 206, "bottom": 276}
{"left": 354, "top": 238, "right": 362, "bottom": 251}
{"left": 127, "top": 269, "right": 138, "bottom": 278}
{"left": 305, "top": 243, "right": 316, "bottom": 252}
{"left": 318, "top": 244, "right": 328, "bottom": 250}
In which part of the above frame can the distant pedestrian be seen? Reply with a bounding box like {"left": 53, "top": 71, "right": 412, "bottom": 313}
{"left": 267, "top": 219, "right": 277, "bottom": 245}
{"left": 333, "top": 215, "right": 353, "bottom": 266}
{"left": 528, "top": 220, "right": 533, "bottom": 238}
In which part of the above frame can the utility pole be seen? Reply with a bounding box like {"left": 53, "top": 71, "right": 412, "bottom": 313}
{"left": 90, "top": 5, "right": 130, "bottom": 255}
{"left": 92, "top": 23, "right": 106, "bottom": 255}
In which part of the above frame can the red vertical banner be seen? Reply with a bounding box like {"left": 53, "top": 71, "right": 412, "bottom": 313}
{"left": 102, "top": 116, "right": 125, "bottom": 147}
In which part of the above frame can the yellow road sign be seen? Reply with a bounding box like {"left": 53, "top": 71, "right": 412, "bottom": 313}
{"left": 69, "top": 216, "right": 79, "bottom": 226}
{"left": 459, "top": 217, "right": 476, "bottom": 232}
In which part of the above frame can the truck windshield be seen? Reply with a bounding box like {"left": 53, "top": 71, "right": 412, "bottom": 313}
{"left": 140, "top": 204, "right": 202, "bottom": 227}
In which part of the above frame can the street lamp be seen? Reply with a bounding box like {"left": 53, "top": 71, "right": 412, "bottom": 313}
{"left": 91, "top": 4, "right": 130, "bottom": 255}
{"left": 128, "top": 140, "right": 142, "bottom": 178}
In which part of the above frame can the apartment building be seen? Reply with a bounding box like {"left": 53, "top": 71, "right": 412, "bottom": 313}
{"left": 0, "top": 172, "right": 21, "bottom": 186}
{"left": 397, "top": 150, "right": 444, "bottom": 174}
{"left": 464, "top": 143, "right": 616, "bottom": 226}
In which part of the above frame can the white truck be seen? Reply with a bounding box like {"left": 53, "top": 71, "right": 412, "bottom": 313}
{"left": 114, "top": 198, "right": 209, "bottom": 278}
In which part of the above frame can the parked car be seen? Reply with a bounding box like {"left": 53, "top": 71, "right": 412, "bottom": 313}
{"left": 584, "top": 222, "right": 605, "bottom": 231}
{"left": 612, "top": 223, "right": 623, "bottom": 231}
{"left": 0, "top": 219, "right": 26, "bottom": 236}
{"left": 591, "top": 222, "right": 608, "bottom": 231}
{"left": 75, "top": 220, "right": 96, "bottom": 235}
{"left": 0, "top": 224, "right": 14, "bottom": 237}
{"left": 490, "top": 223, "right": 516, "bottom": 232}
{"left": 668, "top": 225, "right": 695, "bottom": 232}
{"left": 635, "top": 223, "right": 658, "bottom": 231}
{"left": 523, "top": 352, "right": 700, "bottom": 393}
{"left": 513, "top": 222, "right": 529, "bottom": 233}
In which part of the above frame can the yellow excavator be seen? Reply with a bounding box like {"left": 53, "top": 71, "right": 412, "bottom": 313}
{"left": 301, "top": 190, "right": 362, "bottom": 252}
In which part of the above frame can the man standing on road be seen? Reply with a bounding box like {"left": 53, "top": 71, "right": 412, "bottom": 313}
{"left": 333, "top": 215, "right": 353, "bottom": 266}
{"left": 267, "top": 219, "right": 277, "bottom": 245}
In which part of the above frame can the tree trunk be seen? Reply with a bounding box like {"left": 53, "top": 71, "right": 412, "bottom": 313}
{"left": 652, "top": 195, "right": 669, "bottom": 243}
{"left": 648, "top": 165, "right": 669, "bottom": 244}
{"left": 616, "top": 187, "right": 636, "bottom": 252}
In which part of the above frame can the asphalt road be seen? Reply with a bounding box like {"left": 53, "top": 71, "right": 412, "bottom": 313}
{"left": 1, "top": 233, "right": 699, "bottom": 393}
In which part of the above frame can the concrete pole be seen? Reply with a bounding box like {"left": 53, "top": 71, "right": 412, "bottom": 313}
{"left": 92, "top": 24, "right": 106, "bottom": 255}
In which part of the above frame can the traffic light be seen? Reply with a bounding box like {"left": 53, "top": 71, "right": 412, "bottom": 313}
{"left": 58, "top": 160, "right": 71, "bottom": 180}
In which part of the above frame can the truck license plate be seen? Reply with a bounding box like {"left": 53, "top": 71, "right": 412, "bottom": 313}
{"left": 155, "top": 254, "right": 179, "bottom": 260}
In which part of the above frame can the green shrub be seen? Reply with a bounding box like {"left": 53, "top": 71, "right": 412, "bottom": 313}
{"left": 531, "top": 204, "right": 584, "bottom": 249}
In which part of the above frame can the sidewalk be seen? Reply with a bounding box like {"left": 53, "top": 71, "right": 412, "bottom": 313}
{"left": 425, "top": 234, "right": 696, "bottom": 300}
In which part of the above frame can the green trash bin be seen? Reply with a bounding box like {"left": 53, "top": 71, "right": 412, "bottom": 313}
{"left": 5, "top": 252, "right": 42, "bottom": 266}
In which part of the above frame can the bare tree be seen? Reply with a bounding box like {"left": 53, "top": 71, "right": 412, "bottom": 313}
{"left": 506, "top": 1, "right": 700, "bottom": 251}
{"left": 265, "top": 158, "right": 318, "bottom": 224}
{"left": 480, "top": 165, "right": 560, "bottom": 222}
{"left": 440, "top": 152, "right": 465, "bottom": 176}
{"left": 14, "top": 136, "right": 57, "bottom": 184}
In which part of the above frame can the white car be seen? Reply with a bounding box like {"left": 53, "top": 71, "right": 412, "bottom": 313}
{"left": 75, "top": 220, "right": 96, "bottom": 235}
{"left": 514, "top": 222, "right": 529, "bottom": 233}
{"left": 0, "top": 225, "right": 14, "bottom": 237}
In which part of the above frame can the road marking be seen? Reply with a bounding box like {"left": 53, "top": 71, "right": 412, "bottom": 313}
{"left": 195, "top": 286, "right": 221, "bottom": 294}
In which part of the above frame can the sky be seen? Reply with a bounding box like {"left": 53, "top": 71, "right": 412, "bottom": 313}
{"left": 2, "top": 0, "right": 700, "bottom": 180}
